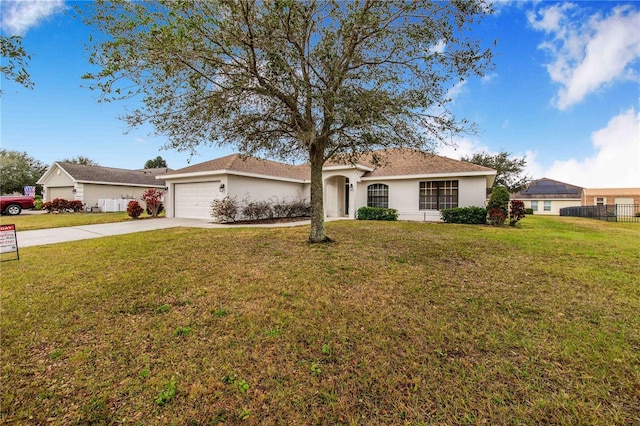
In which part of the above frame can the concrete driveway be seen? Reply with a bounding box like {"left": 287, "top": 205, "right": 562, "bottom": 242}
{"left": 15, "top": 217, "right": 312, "bottom": 248}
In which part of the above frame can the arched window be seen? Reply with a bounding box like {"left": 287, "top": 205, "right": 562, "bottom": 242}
{"left": 367, "top": 184, "right": 389, "bottom": 208}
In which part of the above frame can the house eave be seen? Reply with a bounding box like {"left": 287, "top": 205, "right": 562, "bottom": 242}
{"left": 360, "top": 171, "right": 497, "bottom": 181}
{"left": 75, "top": 180, "right": 166, "bottom": 188}
{"left": 160, "top": 169, "right": 308, "bottom": 184}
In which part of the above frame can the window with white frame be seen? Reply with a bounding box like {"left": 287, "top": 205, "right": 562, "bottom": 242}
{"left": 596, "top": 197, "right": 605, "bottom": 206}
{"left": 544, "top": 200, "right": 551, "bottom": 211}
{"left": 367, "top": 183, "right": 389, "bottom": 208}
{"left": 531, "top": 200, "right": 538, "bottom": 211}
{"left": 419, "top": 180, "right": 458, "bottom": 210}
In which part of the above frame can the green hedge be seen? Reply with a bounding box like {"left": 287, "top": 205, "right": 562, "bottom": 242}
{"left": 356, "top": 207, "right": 398, "bottom": 221}
{"left": 440, "top": 207, "right": 487, "bottom": 224}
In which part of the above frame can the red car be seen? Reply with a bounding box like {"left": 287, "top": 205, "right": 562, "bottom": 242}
{"left": 0, "top": 195, "right": 35, "bottom": 215}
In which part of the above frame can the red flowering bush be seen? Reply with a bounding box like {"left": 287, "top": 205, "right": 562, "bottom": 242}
{"left": 509, "top": 200, "right": 526, "bottom": 226}
{"left": 142, "top": 188, "right": 164, "bottom": 218}
{"left": 488, "top": 208, "right": 506, "bottom": 226}
{"left": 127, "top": 200, "right": 144, "bottom": 219}
{"left": 42, "top": 198, "right": 84, "bottom": 213}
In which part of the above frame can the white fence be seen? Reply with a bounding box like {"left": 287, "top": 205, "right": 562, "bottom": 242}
{"left": 97, "top": 199, "right": 136, "bottom": 212}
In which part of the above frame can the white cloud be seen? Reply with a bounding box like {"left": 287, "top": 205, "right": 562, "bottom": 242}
{"left": 446, "top": 80, "right": 467, "bottom": 103}
{"left": 1, "top": 0, "right": 65, "bottom": 35}
{"left": 528, "top": 3, "right": 640, "bottom": 110}
{"left": 542, "top": 108, "right": 640, "bottom": 188}
{"left": 428, "top": 39, "right": 446, "bottom": 55}
{"left": 436, "top": 136, "right": 490, "bottom": 160}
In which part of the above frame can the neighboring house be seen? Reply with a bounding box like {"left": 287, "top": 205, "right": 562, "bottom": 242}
{"left": 159, "top": 149, "right": 496, "bottom": 221}
{"left": 37, "top": 162, "right": 169, "bottom": 210}
{"left": 581, "top": 188, "right": 640, "bottom": 207}
{"left": 510, "top": 178, "right": 583, "bottom": 215}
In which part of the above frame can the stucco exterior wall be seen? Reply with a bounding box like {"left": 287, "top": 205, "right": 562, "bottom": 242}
{"left": 522, "top": 198, "right": 580, "bottom": 215}
{"left": 164, "top": 172, "right": 491, "bottom": 222}
{"left": 357, "top": 176, "right": 489, "bottom": 221}
{"left": 43, "top": 168, "right": 74, "bottom": 187}
{"left": 227, "top": 175, "right": 307, "bottom": 204}
{"left": 164, "top": 174, "right": 308, "bottom": 219}
{"left": 83, "top": 184, "right": 162, "bottom": 210}
{"left": 41, "top": 166, "right": 74, "bottom": 202}
{"left": 581, "top": 188, "right": 640, "bottom": 206}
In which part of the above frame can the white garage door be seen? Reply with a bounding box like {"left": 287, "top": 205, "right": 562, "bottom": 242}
{"left": 48, "top": 186, "right": 74, "bottom": 200}
{"left": 174, "top": 182, "right": 221, "bottom": 219}
{"left": 614, "top": 198, "right": 633, "bottom": 205}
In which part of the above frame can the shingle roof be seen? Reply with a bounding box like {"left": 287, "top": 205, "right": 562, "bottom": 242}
{"left": 57, "top": 162, "right": 167, "bottom": 186}
{"left": 511, "top": 178, "right": 582, "bottom": 199}
{"left": 350, "top": 148, "right": 495, "bottom": 178}
{"left": 166, "top": 149, "right": 495, "bottom": 181}
{"left": 164, "top": 154, "right": 310, "bottom": 181}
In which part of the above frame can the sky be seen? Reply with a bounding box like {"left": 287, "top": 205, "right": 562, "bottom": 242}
{"left": 1, "top": 0, "right": 639, "bottom": 189}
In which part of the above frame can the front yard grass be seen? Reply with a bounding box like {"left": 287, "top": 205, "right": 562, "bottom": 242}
{"left": 0, "top": 211, "right": 163, "bottom": 231}
{"left": 1, "top": 217, "right": 638, "bottom": 424}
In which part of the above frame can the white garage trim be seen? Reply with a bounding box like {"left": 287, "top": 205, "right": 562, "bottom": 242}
{"left": 174, "top": 181, "right": 221, "bottom": 219}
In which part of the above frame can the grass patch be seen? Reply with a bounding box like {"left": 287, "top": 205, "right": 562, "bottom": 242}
{"left": 0, "top": 211, "right": 164, "bottom": 231}
{"left": 1, "top": 217, "right": 638, "bottom": 424}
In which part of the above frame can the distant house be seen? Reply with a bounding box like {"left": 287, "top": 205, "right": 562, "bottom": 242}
{"left": 581, "top": 188, "right": 640, "bottom": 207}
{"left": 159, "top": 149, "right": 497, "bottom": 221}
{"left": 510, "top": 178, "right": 583, "bottom": 215}
{"left": 37, "top": 162, "right": 169, "bottom": 211}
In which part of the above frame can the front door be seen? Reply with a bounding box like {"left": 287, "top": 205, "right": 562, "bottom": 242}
{"left": 344, "top": 178, "right": 350, "bottom": 215}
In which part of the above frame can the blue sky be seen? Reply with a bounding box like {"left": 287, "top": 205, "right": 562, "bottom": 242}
{"left": 1, "top": 1, "right": 639, "bottom": 188}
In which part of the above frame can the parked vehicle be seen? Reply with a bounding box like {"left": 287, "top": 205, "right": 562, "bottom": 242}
{"left": 0, "top": 195, "right": 35, "bottom": 215}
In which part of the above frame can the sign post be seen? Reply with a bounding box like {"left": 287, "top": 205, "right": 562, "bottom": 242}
{"left": 0, "top": 224, "right": 19, "bottom": 262}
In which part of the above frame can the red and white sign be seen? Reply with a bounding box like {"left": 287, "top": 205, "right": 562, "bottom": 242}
{"left": 0, "top": 224, "right": 18, "bottom": 254}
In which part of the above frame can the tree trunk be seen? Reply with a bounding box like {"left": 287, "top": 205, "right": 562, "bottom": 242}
{"left": 308, "top": 147, "right": 330, "bottom": 243}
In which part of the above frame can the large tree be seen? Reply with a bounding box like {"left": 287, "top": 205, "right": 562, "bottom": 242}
{"left": 60, "top": 156, "right": 99, "bottom": 166}
{"left": 144, "top": 156, "right": 168, "bottom": 169}
{"left": 0, "top": 149, "right": 46, "bottom": 195}
{"left": 461, "top": 150, "right": 531, "bottom": 193}
{"left": 80, "top": 0, "right": 494, "bottom": 242}
{"left": 0, "top": 35, "right": 34, "bottom": 95}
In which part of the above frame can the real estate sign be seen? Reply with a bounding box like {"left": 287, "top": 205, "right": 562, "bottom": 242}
{"left": 0, "top": 224, "right": 19, "bottom": 261}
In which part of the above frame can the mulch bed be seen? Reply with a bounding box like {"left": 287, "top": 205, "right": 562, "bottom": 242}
{"left": 226, "top": 216, "right": 311, "bottom": 225}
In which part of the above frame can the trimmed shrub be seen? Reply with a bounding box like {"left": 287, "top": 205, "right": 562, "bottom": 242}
{"left": 356, "top": 207, "right": 398, "bottom": 221}
{"left": 242, "top": 200, "right": 274, "bottom": 220}
{"left": 127, "top": 200, "right": 144, "bottom": 219}
{"left": 487, "top": 186, "right": 510, "bottom": 226}
{"left": 280, "top": 198, "right": 311, "bottom": 218}
{"left": 488, "top": 207, "right": 506, "bottom": 226}
{"left": 441, "top": 207, "right": 487, "bottom": 224}
{"left": 211, "top": 196, "right": 239, "bottom": 223}
{"left": 524, "top": 208, "right": 534, "bottom": 215}
{"left": 509, "top": 200, "right": 526, "bottom": 226}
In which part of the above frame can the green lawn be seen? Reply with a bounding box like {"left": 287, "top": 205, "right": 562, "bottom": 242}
{"left": 1, "top": 217, "right": 638, "bottom": 425}
{"left": 0, "top": 211, "right": 163, "bottom": 231}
